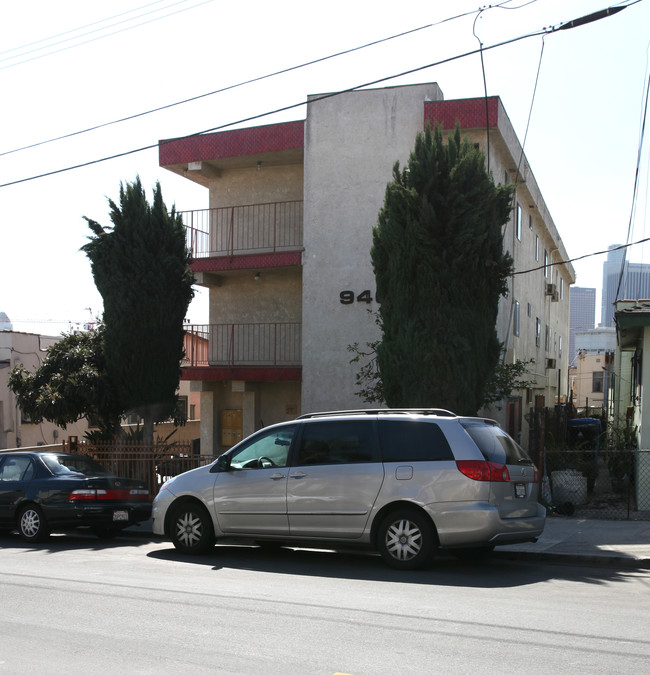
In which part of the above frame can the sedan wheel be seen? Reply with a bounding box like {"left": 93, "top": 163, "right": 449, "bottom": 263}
{"left": 18, "top": 505, "right": 50, "bottom": 543}
{"left": 377, "top": 509, "right": 436, "bottom": 570}
{"left": 171, "top": 503, "right": 215, "bottom": 554}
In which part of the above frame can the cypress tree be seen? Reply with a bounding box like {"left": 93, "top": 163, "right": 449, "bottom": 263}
{"left": 371, "top": 124, "right": 513, "bottom": 415}
{"left": 82, "top": 177, "right": 194, "bottom": 442}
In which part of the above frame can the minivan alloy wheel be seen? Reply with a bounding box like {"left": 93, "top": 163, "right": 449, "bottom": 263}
{"left": 377, "top": 509, "right": 436, "bottom": 570}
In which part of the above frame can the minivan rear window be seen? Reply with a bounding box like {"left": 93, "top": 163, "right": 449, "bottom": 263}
{"left": 460, "top": 421, "right": 533, "bottom": 465}
{"left": 379, "top": 420, "right": 454, "bottom": 462}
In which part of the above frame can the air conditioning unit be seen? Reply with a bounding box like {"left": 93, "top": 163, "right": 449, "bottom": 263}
{"left": 546, "top": 358, "right": 557, "bottom": 369}
{"left": 551, "top": 290, "right": 559, "bottom": 302}
{"left": 545, "top": 283, "right": 557, "bottom": 296}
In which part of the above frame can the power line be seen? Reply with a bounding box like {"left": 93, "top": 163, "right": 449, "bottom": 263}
{"left": 0, "top": 2, "right": 635, "bottom": 189}
{"left": 0, "top": 5, "right": 489, "bottom": 158}
{"left": 0, "top": 0, "right": 213, "bottom": 71}
{"left": 0, "top": 0, "right": 177, "bottom": 57}
{"left": 0, "top": 28, "right": 551, "bottom": 188}
{"left": 514, "top": 237, "right": 650, "bottom": 276}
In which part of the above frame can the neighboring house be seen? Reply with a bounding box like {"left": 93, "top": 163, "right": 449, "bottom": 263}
{"left": 614, "top": 300, "right": 650, "bottom": 509}
{"left": 569, "top": 326, "right": 616, "bottom": 414}
{"left": 615, "top": 300, "right": 650, "bottom": 431}
{"left": 0, "top": 330, "right": 89, "bottom": 449}
{"left": 159, "top": 82, "right": 575, "bottom": 453}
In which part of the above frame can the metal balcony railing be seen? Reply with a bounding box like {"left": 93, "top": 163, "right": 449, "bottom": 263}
{"left": 183, "top": 323, "right": 301, "bottom": 367}
{"left": 179, "top": 200, "right": 303, "bottom": 259}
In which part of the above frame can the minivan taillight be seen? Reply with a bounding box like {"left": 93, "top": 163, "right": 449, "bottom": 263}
{"left": 456, "top": 460, "right": 510, "bottom": 482}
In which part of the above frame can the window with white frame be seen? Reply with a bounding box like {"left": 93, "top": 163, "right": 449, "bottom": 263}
{"left": 516, "top": 203, "right": 522, "bottom": 241}
{"left": 514, "top": 301, "right": 520, "bottom": 336}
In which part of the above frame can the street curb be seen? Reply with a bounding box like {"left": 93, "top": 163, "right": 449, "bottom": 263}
{"left": 492, "top": 549, "right": 650, "bottom": 569}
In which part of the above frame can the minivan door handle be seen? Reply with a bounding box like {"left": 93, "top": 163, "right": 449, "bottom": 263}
{"left": 269, "top": 472, "right": 286, "bottom": 480}
{"left": 290, "top": 471, "right": 307, "bottom": 479}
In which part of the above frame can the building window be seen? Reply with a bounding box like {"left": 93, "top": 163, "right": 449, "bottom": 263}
{"left": 544, "top": 250, "right": 549, "bottom": 279}
{"left": 560, "top": 277, "right": 564, "bottom": 300}
{"left": 593, "top": 371, "right": 604, "bottom": 393}
{"left": 535, "top": 235, "right": 539, "bottom": 261}
{"left": 545, "top": 324, "right": 550, "bottom": 352}
{"left": 516, "top": 203, "right": 522, "bottom": 241}
{"left": 529, "top": 214, "right": 533, "bottom": 230}
{"left": 559, "top": 336, "right": 563, "bottom": 358}
{"left": 527, "top": 302, "right": 532, "bottom": 317}
{"left": 536, "top": 318, "right": 541, "bottom": 347}
{"left": 514, "top": 301, "right": 520, "bottom": 336}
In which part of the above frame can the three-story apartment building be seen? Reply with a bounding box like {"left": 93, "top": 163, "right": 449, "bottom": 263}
{"left": 159, "top": 82, "right": 574, "bottom": 453}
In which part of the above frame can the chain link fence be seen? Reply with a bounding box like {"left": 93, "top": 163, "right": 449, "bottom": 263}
{"left": 544, "top": 449, "right": 650, "bottom": 520}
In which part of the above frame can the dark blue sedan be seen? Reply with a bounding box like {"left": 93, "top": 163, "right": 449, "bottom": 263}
{"left": 0, "top": 451, "right": 151, "bottom": 542}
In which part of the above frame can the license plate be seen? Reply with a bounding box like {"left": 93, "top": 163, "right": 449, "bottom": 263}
{"left": 515, "top": 483, "right": 527, "bottom": 499}
{"left": 113, "top": 510, "right": 129, "bottom": 522}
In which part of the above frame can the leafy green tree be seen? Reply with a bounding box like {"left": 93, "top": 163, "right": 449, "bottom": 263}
{"left": 370, "top": 124, "right": 513, "bottom": 415}
{"left": 82, "top": 177, "right": 194, "bottom": 443}
{"left": 8, "top": 326, "right": 121, "bottom": 435}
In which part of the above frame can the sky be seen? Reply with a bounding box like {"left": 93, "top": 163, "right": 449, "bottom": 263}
{"left": 1, "top": 0, "right": 649, "bottom": 335}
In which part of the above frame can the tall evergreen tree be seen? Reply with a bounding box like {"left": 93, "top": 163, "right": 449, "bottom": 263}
{"left": 82, "top": 177, "right": 194, "bottom": 443}
{"left": 371, "top": 124, "right": 513, "bottom": 415}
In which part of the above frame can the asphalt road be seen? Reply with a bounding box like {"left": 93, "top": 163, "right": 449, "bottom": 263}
{"left": 1, "top": 531, "right": 650, "bottom": 674}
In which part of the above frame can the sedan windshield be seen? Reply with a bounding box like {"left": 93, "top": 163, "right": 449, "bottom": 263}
{"left": 41, "top": 454, "right": 112, "bottom": 476}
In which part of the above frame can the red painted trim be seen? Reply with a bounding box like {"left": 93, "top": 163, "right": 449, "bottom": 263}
{"left": 181, "top": 366, "right": 302, "bottom": 382}
{"left": 159, "top": 120, "right": 305, "bottom": 166}
{"left": 424, "top": 97, "right": 500, "bottom": 131}
{"left": 191, "top": 251, "right": 302, "bottom": 273}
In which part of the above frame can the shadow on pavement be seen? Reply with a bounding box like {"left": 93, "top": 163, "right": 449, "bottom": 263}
{"left": 0, "top": 529, "right": 159, "bottom": 554}
{"left": 146, "top": 541, "right": 649, "bottom": 588}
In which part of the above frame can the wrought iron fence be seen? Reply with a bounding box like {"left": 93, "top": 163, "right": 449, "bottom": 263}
{"left": 180, "top": 200, "right": 303, "bottom": 258}
{"left": 183, "top": 322, "right": 301, "bottom": 367}
{"left": 64, "top": 440, "right": 219, "bottom": 497}
{"left": 543, "top": 449, "right": 650, "bottom": 520}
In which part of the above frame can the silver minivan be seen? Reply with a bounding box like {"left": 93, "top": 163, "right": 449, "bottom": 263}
{"left": 152, "top": 409, "right": 545, "bottom": 569}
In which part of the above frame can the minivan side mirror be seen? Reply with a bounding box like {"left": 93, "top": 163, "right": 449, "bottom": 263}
{"left": 211, "top": 454, "right": 231, "bottom": 473}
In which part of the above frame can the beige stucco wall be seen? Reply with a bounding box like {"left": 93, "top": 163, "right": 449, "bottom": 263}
{"left": 0, "top": 331, "right": 89, "bottom": 449}
{"left": 301, "top": 83, "right": 445, "bottom": 413}
{"left": 208, "top": 164, "right": 303, "bottom": 206}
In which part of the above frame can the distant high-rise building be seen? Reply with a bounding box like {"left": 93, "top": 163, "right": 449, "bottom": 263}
{"left": 0, "top": 312, "right": 12, "bottom": 331}
{"left": 601, "top": 244, "right": 650, "bottom": 327}
{"left": 569, "top": 287, "right": 596, "bottom": 364}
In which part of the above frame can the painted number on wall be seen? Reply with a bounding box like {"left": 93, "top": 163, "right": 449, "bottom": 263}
{"left": 340, "top": 290, "right": 378, "bottom": 305}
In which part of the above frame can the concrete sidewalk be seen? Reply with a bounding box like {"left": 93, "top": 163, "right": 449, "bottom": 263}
{"left": 127, "top": 516, "right": 650, "bottom": 568}
{"left": 494, "top": 516, "right": 650, "bottom": 568}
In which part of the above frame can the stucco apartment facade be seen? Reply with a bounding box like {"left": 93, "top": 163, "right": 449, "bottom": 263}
{"left": 159, "top": 82, "right": 574, "bottom": 453}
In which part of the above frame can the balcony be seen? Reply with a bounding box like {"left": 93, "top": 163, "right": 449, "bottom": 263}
{"left": 182, "top": 323, "right": 302, "bottom": 382}
{"left": 180, "top": 201, "right": 303, "bottom": 269}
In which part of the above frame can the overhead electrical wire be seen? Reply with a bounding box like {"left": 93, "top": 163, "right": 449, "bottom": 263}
{"left": 514, "top": 237, "right": 650, "bottom": 276}
{"left": 0, "top": 0, "right": 213, "bottom": 71}
{"left": 0, "top": 3, "right": 505, "bottom": 158}
{"left": 3, "top": 3, "right": 625, "bottom": 191}
{"left": 0, "top": 0, "right": 183, "bottom": 58}
{"left": 0, "top": 2, "right": 638, "bottom": 196}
